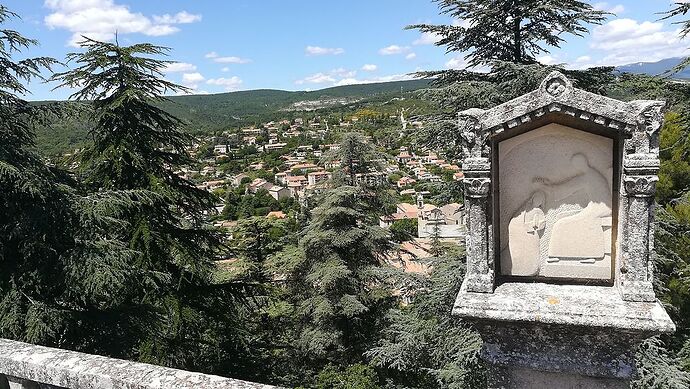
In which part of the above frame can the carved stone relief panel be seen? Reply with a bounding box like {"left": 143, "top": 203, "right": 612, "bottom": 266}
{"left": 498, "top": 123, "right": 614, "bottom": 280}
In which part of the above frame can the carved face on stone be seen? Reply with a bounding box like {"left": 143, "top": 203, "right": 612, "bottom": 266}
{"left": 498, "top": 124, "right": 614, "bottom": 281}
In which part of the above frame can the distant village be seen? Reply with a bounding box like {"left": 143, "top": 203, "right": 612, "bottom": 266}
{"left": 165, "top": 113, "right": 467, "bottom": 277}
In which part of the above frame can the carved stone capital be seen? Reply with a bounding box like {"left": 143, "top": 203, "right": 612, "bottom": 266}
{"left": 623, "top": 175, "right": 658, "bottom": 198}
{"left": 459, "top": 109, "right": 490, "bottom": 159}
{"left": 464, "top": 177, "right": 491, "bottom": 198}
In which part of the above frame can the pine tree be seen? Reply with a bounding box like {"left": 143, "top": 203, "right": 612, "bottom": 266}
{"left": 289, "top": 186, "right": 393, "bottom": 367}
{"left": 408, "top": 0, "right": 608, "bottom": 68}
{"left": 268, "top": 133, "right": 396, "bottom": 384}
{"left": 662, "top": 2, "right": 690, "bottom": 74}
{"left": 0, "top": 4, "right": 73, "bottom": 346}
{"left": 408, "top": 1, "right": 615, "bottom": 160}
{"left": 50, "top": 37, "right": 249, "bottom": 371}
{"left": 367, "top": 245, "right": 485, "bottom": 388}
{"left": 322, "top": 132, "right": 386, "bottom": 187}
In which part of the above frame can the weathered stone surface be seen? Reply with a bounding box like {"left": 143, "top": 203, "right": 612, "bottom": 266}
{"left": 454, "top": 283, "right": 674, "bottom": 381}
{"left": 455, "top": 71, "right": 674, "bottom": 387}
{"left": 453, "top": 282, "right": 674, "bottom": 335}
{"left": 488, "top": 366, "right": 629, "bottom": 389}
{"left": 0, "top": 339, "right": 279, "bottom": 389}
{"left": 458, "top": 71, "right": 666, "bottom": 301}
{"left": 498, "top": 123, "right": 614, "bottom": 280}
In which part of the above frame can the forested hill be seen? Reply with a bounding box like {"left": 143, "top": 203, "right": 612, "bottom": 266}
{"left": 33, "top": 79, "right": 431, "bottom": 155}
{"left": 159, "top": 79, "right": 431, "bottom": 129}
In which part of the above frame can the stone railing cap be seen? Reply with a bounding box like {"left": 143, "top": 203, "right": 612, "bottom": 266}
{"left": 0, "top": 339, "right": 281, "bottom": 389}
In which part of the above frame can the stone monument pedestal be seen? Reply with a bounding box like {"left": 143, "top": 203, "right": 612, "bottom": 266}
{"left": 454, "top": 283, "right": 674, "bottom": 388}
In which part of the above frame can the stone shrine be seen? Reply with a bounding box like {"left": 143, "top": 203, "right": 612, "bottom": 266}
{"left": 453, "top": 72, "right": 675, "bottom": 388}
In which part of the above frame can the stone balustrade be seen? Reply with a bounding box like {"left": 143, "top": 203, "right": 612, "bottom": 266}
{"left": 0, "top": 339, "right": 278, "bottom": 389}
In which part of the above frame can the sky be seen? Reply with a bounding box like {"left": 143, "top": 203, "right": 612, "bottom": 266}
{"left": 4, "top": 0, "right": 690, "bottom": 100}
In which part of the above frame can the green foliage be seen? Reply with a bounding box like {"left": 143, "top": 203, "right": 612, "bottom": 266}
{"left": 367, "top": 246, "right": 485, "bottom": 388}
{"left": 223, "top": 187, "right": 297, "bottom": 220}
{"left": 44, "top": 36, "right": 262, "bottom": 374}
{"left": 658, "top": 112, "right": 690, "bottom": 204}
{"left": 633, "top": 337, "right": 690, "bottom": 389}
{"left": 315, "top": 364, "right": 381, "bottom": 389}
{"left": 229, "top": 216, "right": 296, "bottom": 283}
{"left": 408, "top": 0, "right": 608, "bottom": 67}
{"left": 284, "top": 186, "right": 394, "bottom": 363}
{"left": 389, "top": 218, "right": 418, "bottom": 243}
{"left": 323, "top": 132, "right": 387, "bottom": 187}
{"left": 31, "top": 79, "right": 432, "bottom": 156}
{"left": 0, "top": 4, "right": 74, "bottom": 347}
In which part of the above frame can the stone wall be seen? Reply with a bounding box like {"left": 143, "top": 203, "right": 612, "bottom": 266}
{"left": 0, "top": 339, "right": 279, "bottom": 389}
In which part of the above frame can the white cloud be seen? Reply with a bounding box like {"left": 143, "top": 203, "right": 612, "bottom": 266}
{"left": 331, "top": 68, "right": 357, "bottom": 78}
{"left": 575, "top": 55, "right": 592, "bottom": 63}
{"left": 296, "top": 67, "right": 414, "bottom": 87}
{"left": 406, "top": 52, "right": 417, "bottom": 60}
{"left": 180, "top": 72, "right": 205, "bottom": 91}
{"left": 593, "top": 2, "right": 624, "bottom": 14}
{"left": 221, "top": 67, "right": 230, "bottom": 72}
{"left": 207, "top": 76, "right": 243, "bottom": 91}
{"left": 205, "top": 52, "right": 251, "bottom": 64}
{"left": 153, "top": 11, "right": 201, "bottom": 24}
{"left": 333, "top": 74, "right": 414, "bottom": 87}
{"left": 445, "top": 55, "right": 469, "bottom": 70}
{"left": 379, "top": 45, "right": 411, "bottom": 55}
{"left": 295, "top": 68, "right": 356, "bottom": 85}
{"left": 44, "top": 0, "right": 201, "bottom": 47}
{"left": 213, "top": 56, "right": 251, "bottom": 64}
{"left": 163, "top": 62, "right": 197, "bottom": 73}
{"left": 452, "top": 18, "right": 471, "bottom": 28}
{"left": 361, "top": 64, "right": 378, "bottom": 72}
{"left": 305, "top": 46, "right": 345, "bottom": 56}
{"left": 295, "top": 73, "right": 336, "bottom": 85}
{"left": 590, "top": 18, "right": 689, "bottom": 65}
{"left": 538, "top": 55, "right": 559, "bottom": 65}
{"left": 182, "top": 72, "right": 204, "bottom": 84}
{"left": 445, "top": 54, "right": 490, "bottom": 72}
{"left": 413, "top": 32, "right": 442, "bottom": 45}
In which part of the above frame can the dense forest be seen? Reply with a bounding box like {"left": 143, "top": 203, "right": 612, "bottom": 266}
{"left": 1, "top": 1, "right": 690, "bottom": 389}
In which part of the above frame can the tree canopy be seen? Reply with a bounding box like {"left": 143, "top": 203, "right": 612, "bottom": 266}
{"left": 408, "top": 0, "right": 609, "bottom": 68}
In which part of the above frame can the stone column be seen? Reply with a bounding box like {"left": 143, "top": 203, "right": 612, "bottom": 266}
{"left": 463, "top": 157, "right": 493, "bottom": 293}
{"left": 620, "top": 161, "right": 658, "bottom": 302}
{"left": 459, "top": 109, "right": 494, "bottom": 293}
{"left": 618, "top": 102, "right": 664, "bottom": 303}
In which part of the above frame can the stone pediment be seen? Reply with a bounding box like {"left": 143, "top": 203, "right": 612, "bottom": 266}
{"left": 458, "top": 72, "right": 664, "bottom": 147}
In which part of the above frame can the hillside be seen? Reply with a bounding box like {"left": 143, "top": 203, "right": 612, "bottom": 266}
{"left": 159, "top": 79, "right": 431, "bottom": 130}
{"left": 33, "top": 55, "right": 690, "bottom": 156}
{"left": 34, "top": 79, "right": 432, "bottom": 155}
{"left": 617, "top": 57, "right": 690, "bottom": 78}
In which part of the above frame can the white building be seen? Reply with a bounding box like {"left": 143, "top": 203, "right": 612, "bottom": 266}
{"left": 268, "top": 185, "right": 291, "bottom": 201}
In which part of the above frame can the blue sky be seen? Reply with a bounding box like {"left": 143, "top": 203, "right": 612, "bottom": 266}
{"left": 4, "top": 0, "right": 689, "bottom": 100}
